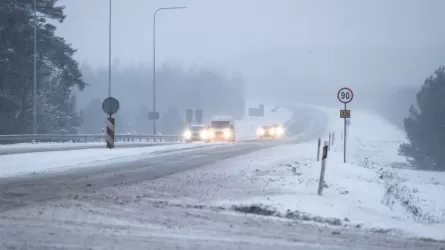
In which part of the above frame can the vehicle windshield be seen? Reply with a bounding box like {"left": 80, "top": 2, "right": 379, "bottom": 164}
{"left": 190, "top": 126, "right": 204, "bottom": 131}
{"left": 210, "top": 121, "right": 231, "bottom": 128}
{"left": 264, "top": 125, "right": 280, "bottom": 129}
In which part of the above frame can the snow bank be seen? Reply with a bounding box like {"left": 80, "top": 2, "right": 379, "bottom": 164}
{"left": 320, "top": 106, "right": 407, "bottom": 164}
{"left": 169, "top": 106, "right": 445, "bottom": 240}
{"left": 0, "top": 143, "right": 222, "bottom": 178}
{"left": 235, "top": 107, "right": 445, "bottom": 240}
{"left": 0, "top": 141, "right": 166, "bottom": 149}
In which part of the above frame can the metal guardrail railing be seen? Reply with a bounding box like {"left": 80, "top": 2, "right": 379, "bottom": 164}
{"left": 0, "top": 134, "right": 183, "bottom": 144}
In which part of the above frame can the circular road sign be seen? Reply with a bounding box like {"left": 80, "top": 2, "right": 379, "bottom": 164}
{"left": 102, "top": 97, "right": 120, "bottom": 115}
{"left": 337, "top": 87, "right": 354, "bottom": 104}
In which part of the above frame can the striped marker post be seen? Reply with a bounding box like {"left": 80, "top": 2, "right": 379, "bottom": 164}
{"left": 106, "top": 117, "right": 115, "bottom": 149}
{"left": 317, "top": 141, "right": 328, "bottom": 196}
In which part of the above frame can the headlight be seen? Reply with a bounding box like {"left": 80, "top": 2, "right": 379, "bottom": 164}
{"left": 183, "top": 130, "right": 192, "bottom": 139}
{"left": 223, "top": 128, "right": 232, "bottom": 138}
{"left": 200, "top": 130, "right": 208, "bottom": 139}
{"left": 257, "top": 128, "right": 265, "bottom": 136}
{"left": 208, "top": 129, "right": 214, "bottom": 138}
{"left": 276, "top": 126, "right": 284, "bottom": 136}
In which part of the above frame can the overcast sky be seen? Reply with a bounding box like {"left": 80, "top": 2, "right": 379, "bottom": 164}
{"left": 55, "top": 0, "right": 445, "bottom": 99}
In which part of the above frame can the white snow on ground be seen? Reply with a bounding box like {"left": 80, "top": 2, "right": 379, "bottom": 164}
{"left": 235, "top": 102, "right": 291, "bottom": 140}
{"left": 226, "top": 106, "right": 445, "bottom": 240}
{"left": 0, "top": 143, "right": 225, "bottom": 178}
{"left": 142, "top": 105, "right": 445, "bottom": 240}
{"left": 0, "top": 141, "right": 173, "bottom": 151}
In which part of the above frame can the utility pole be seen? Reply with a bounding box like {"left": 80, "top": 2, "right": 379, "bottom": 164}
{"left": 152, "top": 6, "right": 187, "bottom": 135}
{"left": 108, "top": 0, "right": 112, "bottom": 98}
{"left": 33, "top": 0, "right": 37, "bottom": 134}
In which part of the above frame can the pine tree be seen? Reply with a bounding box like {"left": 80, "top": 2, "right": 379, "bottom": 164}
{"left": 399, "top": 67, "right": 445, "bottom": 170}
{"left": 79, "top": 99, "right": 105, "bottom": 134}
{"left": 0, "top": 0, "right": 85, "bottom": 134}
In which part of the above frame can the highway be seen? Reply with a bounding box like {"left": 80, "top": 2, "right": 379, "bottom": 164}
{"left": 0, "top": 141, "right": 178, "bottom": 156}
{"left": 0, "top": 105, "right": 442, "bottom": 249}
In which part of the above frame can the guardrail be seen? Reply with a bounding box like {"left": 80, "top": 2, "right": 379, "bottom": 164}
{"left": 0, "top": 134, "right": 183, "bottom": 144}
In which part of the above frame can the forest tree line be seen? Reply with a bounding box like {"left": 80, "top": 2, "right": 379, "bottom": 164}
{"left": 78, "top": 63, "right": 245, "bottom": 135}
{"left": 0, "top": 0, "right": 245, "bottom": 136}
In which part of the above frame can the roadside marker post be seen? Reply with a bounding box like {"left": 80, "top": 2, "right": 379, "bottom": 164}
{"left": 106, "top": 117, "right": 115, "bottom": 148}
{"left": 317, "top": 138, "right": 321, "bottom": 161}
{"left": 317, "top": 141, "right": 328, "bottom": 196}
{"left": 337, "top": 87, "right": 353, "bottom": 163}
{"left": 102, "top": 97, "right": 119, "bottom": 149}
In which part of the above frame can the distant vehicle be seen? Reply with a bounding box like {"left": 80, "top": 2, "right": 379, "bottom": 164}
{"left": 183, "top": 124, "right": 208, "bottom": 143}
{"left": 206, "top": 118, "right": 236, "bottom": 142}
{"left": 257, "top": 124, "right": 285, "bottom": 139}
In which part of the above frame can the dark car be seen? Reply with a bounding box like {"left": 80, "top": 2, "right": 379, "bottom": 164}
{"left": 256, "top": 124, "right": 285, "bottom": 139}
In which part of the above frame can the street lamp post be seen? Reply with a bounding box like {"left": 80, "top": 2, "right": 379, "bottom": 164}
{"left": 33, "top": 0, "right": 37, "bottom": 135}
{"left": 152, "top": 6, "right": 186, "bottom": 135}
{"left": 108, "top": 0, "right": 112, "bottom": 98}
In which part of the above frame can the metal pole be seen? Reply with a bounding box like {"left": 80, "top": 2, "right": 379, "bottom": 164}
{"left": 33, "top": 0, "right": 37, "bottom": 134}
{"left": 317, "top": 138, "right": 321, "bottom": 161}
{"left": 152, "top": 11, "right": 157, "bottom": 135}
{"left": 108, "top": 0, "right": 112, "bottom": 98}
{"left": 152, "top": 7, "right": 187, "bottom": 135}
{"left": 344, "top": 103, "right": 347, "bottom": 163}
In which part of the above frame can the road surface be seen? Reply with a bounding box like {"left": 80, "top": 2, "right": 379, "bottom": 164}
{"left": 0, "top": 105, "right": 443, "bottom": 249}
{"left": 0, "top": 141, "right": 179, "bottom": 156}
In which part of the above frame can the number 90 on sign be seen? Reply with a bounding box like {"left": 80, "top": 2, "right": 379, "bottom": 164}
{"left": 337, "top": 87, "right": 354, "bottom": 104}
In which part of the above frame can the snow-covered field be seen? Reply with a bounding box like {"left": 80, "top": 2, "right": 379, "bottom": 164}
{"left": 139, "top": 105, "right": 445, "bottom": 240}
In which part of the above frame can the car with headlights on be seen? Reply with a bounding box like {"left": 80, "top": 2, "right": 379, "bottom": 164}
{"left": 183, "top": 124, "right": 208, "bottom": 143}
{"left": 256, "top": 124, "right": 285, "bottom": 139}
{"left": 206, "top": 119, "right": 236, "bottom": 142}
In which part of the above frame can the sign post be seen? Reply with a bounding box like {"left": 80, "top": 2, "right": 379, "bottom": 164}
{"left": 337, "top": 87, "right": 353, "bottom": 163}
{"left": 102, "top": 97, "right": 120, "bottom": 149}
{"left": 317, "top": 138, "right": 321, "bottom": 161}
{"left": 185, "top": 109, "right": 193, "bottom": 125}
{"left": 148, "top": 111, "right": 160, "bottom": 121}
{"left": 195, "top": 109, "right": 203, "bottom": 124}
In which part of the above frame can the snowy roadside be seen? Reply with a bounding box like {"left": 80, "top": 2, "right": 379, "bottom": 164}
{"left": 0, "top": 141, "right": 173, "bottom": 150}
{"left": 0, "top": 143, "right": 225, "bottom": 178}
{"left": 121, "top": 106, "right": 445, "bottom": 241}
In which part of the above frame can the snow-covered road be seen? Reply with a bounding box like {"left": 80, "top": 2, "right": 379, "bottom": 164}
{"left": 0, "top": 103, "right": 291, "bottom": 156}
{"left": 0, "top": 104, "right": 443, "bottom": 249}
{"left": 0, "top": 141, "right": 179, "bottom": 156}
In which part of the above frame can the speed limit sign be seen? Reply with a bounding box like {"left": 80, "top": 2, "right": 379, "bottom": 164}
{"left": 337, "top": 87, "right": 354, "bottom": 104}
